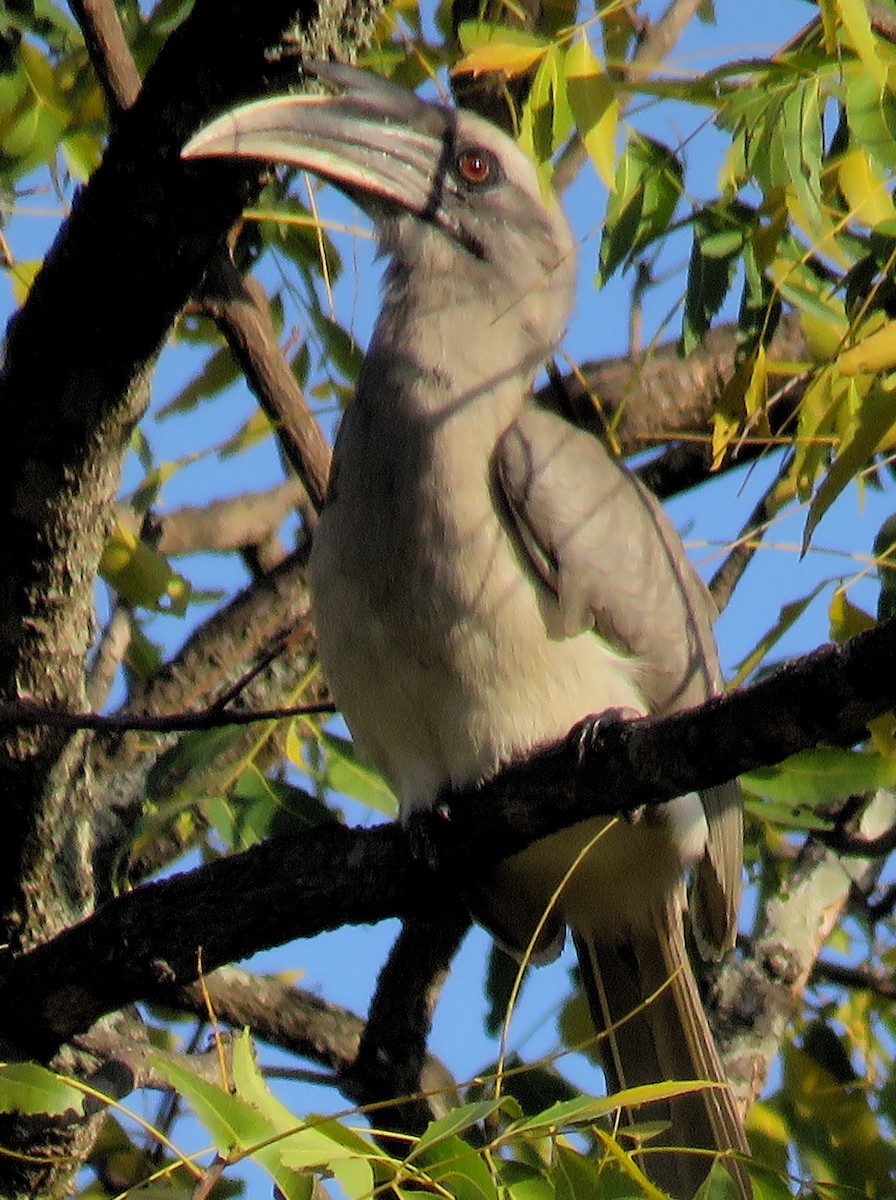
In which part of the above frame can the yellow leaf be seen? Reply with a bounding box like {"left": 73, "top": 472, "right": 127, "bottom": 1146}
{"left": 836, "top": 0, "right": 887, "bottom": 87}
{"left": 711, "top": 407, "right": 740, "bottom": 470}
{"left": 711, "top": 349, "right": 769, "bottom": 468}
{"left": 453, "top": 41, "right": 548, "bottom": 80}
{"left": 828, "top": 587, "right": 875, "bottom": 642}
{"left": 744, "top": 343, "right": 770, "bottom": 429}
{"left": 100, "top": 515, "right": 191, "bottom": 615}
{"left": 799, "top": 308, "right": 849, "bottom": 360}
{"left": 869, "top": 712, "right": 896, "bottom": 757}
{"left": 7, "top": 259, "right": 41, "bottom": 307}
{"left": 564, "top": 37, "right": 618, "bottom": 191}
{"left": 838, "top": 320, "right": 896, "bottom": 375}
{"left": 838, "top": 148, "right": 896, "bottom": 228}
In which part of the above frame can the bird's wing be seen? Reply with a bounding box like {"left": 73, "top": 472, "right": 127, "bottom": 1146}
{"left": 495, "top": 406, "right": 720, "bottom": 711}
{"left": 495, "top": 405, "right": 742, "bottom": 955}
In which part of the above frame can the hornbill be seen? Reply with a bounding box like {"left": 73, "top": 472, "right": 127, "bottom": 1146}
{"left": 184, "top": 63, "right": 751, "bottom": 1199}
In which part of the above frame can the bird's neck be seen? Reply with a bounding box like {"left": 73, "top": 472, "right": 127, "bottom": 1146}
{"left": 362, "top": 261, "right": 552, "bottom": 437}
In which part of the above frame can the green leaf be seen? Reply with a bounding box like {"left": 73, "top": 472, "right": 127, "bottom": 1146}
{"left": 456, "top": 20, "right": 547, "bottom": 61}
{"left": 552, "top": 1142, "right": 640, "bottom": 1200}
{"left": 151, "top": 1034, "right": 376, "bottom": 1200}
{"left": 60, "top": 129, "right": 101, "bottom": 181}
{"left": 497, "top": 1160, "right": 554, "bottom": 1200}
{"left": 846, "top": 73, "right": 896, "bottom": 173}
{"left": 485, "top": 942, "right": 527, "bottom": 1037}
{"left": 744, "top": 747, "right": 896, "bottom": 812}
{"left": 207, "top": 767, "right": 332, "bottom": 850}
{"left": 598, "top": 133, "right": 682, "bottom": 283}
{"left": 780, "top": 79, "right": 823, "bottom": 229}
{"left": 782, "top": 1040, "right": 895, "bottom": 1193}
{"left": 100, "top": 516, "right": 191, "bottom": 616}
{"left": 315, "top": 313, "right": 364, "bottom": 381}
{"left": 319, "top": 731, "right": 397, "bottom": 815}
{"left": 409, "top": 1132, "right": 499, "bottom": 1200}
{"left": 409, "top": 1100, "right": 507, "bottom": 1160}
{"left": 509, "top": 1082, "right": 717, "bottom": 1137}
{"left": 157, "top": 345, "right": 241, "bottom": 418}
{"left": 0, "top": 1063, "right": 85, "bottom": 1117}
{"left": 681, "top": 208, "right": 744, "bottom": 353}
{"left": 519, "top": 47, "right": 560, "bottom": 168}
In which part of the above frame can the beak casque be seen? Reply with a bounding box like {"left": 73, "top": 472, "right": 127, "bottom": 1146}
{"left": 182, "top": 64, "right": 451, "bottom": 219}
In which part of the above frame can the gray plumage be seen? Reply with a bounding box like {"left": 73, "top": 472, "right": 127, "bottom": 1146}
{"left": 184, "top": 64, "right": 751, "bottom": 1198}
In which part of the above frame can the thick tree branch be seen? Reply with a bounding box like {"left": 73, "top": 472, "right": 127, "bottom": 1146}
{"left": 0, "top": 0, "right": 328, "bottom": 952}
{"left": 343, "top": 916, "right": 470, "bottom": 1133}
{"left": 1, "top": 619, "right": 894, "bottom": 1063}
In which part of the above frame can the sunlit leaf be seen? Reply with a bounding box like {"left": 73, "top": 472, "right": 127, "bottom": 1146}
{"left": 828, "top": 587, "right": 875, "bottom": 642}
{"left": 837, "top": 148, "right": 896, "bottom": 229}
{"left": 0, "top": 1064, "right": 85, "bottom": 1117}
{"left": 454, "top": 22, "right": 548, "bottom": 79}
{"left": 598, "top": 133, "right": 682, "bottom": 283}
{"left": 7, "top": 258, "right": 41, "bottom": 306}
{"left": 408, "top": 1131, "right": 499, "bottom": 1200}
{"left": 744, "top": 747, "right": 896, "bottom": 811}
{"left": 846, "top": 73, "right": 896, "bottom": 173}
{"left": 151, "top": 1034, "right": 376, "bottom": 1200}
{"left": 564, "top": 37, "right": 617, "bottom": 191}
{"left": 836, "top": 0, "right": 887, "bottom": 87}
{"left": 804, "top": 376, "right": 896, "bottom": 547}
{"left": 318, "top": 730, "right": 397, "bottom": 814}
{"left": 409, "top": 1100, "right": 507, "bottom": 1159}
{"left": 100, "top": 515, "right": 191, "bottom": 616}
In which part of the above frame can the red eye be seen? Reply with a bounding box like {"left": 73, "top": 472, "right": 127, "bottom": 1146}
{"left": 457, "top": 148, "right": 493, "bottom": 186}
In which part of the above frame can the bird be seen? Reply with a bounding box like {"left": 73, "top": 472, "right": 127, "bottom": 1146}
{"left": 183, "top": 63, "right": 751, "bottom": 1199}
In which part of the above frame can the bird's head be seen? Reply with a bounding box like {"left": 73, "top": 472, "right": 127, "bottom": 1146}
{"left": 183, "top": 64, "right": 576, "bottom": 353}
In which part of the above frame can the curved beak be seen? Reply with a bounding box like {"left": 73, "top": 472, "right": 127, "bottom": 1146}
{"left": 182, "top": 64, "right": 451, "bottom": 218}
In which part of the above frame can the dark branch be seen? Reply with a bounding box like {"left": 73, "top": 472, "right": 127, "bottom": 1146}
{"left": 1, "top": 617, "right": 895, "bottom": 1062}
{"left": 0, "top": 698, "right": 335, "bottom": 734}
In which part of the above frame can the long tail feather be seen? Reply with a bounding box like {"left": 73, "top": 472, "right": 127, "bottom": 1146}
{"left": 573, "top": 904, "right": 751, "bottom": 1199}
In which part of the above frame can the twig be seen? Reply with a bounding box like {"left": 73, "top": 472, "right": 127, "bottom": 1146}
{"left": 810, "top": 958, "right": 896, "bottom": 1000}
{"left": 0, "top": 697, "right": 335, "bottom": 733}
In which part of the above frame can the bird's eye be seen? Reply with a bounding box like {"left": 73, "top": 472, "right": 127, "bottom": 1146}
{"left": 455, "top": 147, "right": 499, "bottom": 188}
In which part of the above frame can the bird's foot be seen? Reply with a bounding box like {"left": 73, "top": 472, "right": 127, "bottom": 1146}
{"left": 569, "top": 708, "right": 644, "bottom": 823}
{"left": 405, "top": 808, "right": 445, "bottom": 872}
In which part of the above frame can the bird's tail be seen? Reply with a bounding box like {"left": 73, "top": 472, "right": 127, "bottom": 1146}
{"left": 572, "top": 904, "right": 751, "bottom": 1199}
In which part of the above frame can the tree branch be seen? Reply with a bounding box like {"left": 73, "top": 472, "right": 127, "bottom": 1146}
{"left": 199, "top": 260, "right": 332, "bottom": 513}
{"left": 343, "top": 916, "right": 470, "bottom": 1133}
{"left": 1, "top": 618, "right": 894, "bottom": 1063}
{"left": 153, "top": 479, "right": 309, "bottom": 558}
